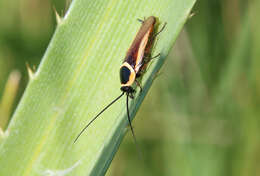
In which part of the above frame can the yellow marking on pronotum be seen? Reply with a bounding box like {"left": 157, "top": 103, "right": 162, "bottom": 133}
{"left": 120, "top": 62, "right": 136, "bottom": 87}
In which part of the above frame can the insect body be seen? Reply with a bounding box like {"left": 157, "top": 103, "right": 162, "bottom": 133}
{"left": 120, "top": 16, "right": 156, "bottom": 95}
{"left": 74, "top": 16, "right": 166, "bottom": 143}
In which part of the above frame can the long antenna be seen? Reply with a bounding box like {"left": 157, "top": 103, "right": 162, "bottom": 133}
{"left": 126, "top": 94, "right": 137, "bottom": 143}
{"left": 74, "top": 92, "right": 125, "bottom": 143}
{"left": 126, "top": 94, "right": 142, "bottom": 159}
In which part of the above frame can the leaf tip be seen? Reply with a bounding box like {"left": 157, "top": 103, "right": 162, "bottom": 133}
{"left": 26, "top": 63, "right": 36, "bottom": 80}
{"left": 0, "top": 128, "right": 3, "bottom": 137}
{"left": 53, "top": 7, "right": 63, "bottom": 25}
{"left": 0, "top": 128, "right": 9, "bottom": 139}
{"left": 188, "top": 12, "right": 196, "bottom": 20}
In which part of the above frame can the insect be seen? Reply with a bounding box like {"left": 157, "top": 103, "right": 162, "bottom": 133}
{"left": 74, "top": 16, "right": 166, "bottom": 143}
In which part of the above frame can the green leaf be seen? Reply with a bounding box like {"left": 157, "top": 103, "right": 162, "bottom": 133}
{"left": 0, "top": 0, "right": 195, "bottom": 175}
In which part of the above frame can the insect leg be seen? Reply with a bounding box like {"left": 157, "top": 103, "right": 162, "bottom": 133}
{"left": 154, "top": 22, "right": 167, "bottom": 37}
{"left": 143, "top": 53, "right": 160, "bottom": 64}
{"left": 135, "top": 79, "right": 143, "bottom": 92}
{"left": 137, "top": 17, "right": 146, "bottom": 23}
{"left": 150, "top": 53, "right": 160, "bottom": 60}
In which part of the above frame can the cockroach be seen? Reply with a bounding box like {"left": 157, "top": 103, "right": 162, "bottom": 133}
{"left": 74, "top": 16, "right": 166, "bottom": 143}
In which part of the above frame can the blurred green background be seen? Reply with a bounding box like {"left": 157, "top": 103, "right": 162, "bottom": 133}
{"left": 0, "top": 0, "right": 259, "bottom": 176}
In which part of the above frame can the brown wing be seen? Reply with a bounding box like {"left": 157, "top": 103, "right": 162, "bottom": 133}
{"left": 124, "top": 16, "right": 156, "bottom": 73}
